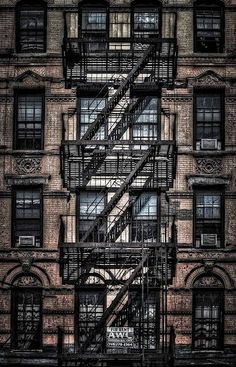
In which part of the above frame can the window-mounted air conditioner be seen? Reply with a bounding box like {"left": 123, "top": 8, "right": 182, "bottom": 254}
{"left": 201, "top": 234, "right": 218, "bottom": 247}
{"left": 200, "top": 139, "right": 218, "bottom": 150}
{"left": 18, "top": 235, "right": 35, "bottom": 247}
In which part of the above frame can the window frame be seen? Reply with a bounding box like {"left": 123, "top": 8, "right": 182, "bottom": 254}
{"left": 78, "top": 0, "right": 109, "bottom": 51}
{"left": 75, "top": 286, "right": 106, "bottom": 350}
{"left": 12, "top": 186, "right": 43, "bottom": 248}
{"left": 193, "top": 187, "right": 224, "bottom": 249}
{"left": 193, "top": 0, "right": 224, "bottom": 54}
{"left": 11, "top": 285, "right": 42, "bottom": 350}
{"left": 131, "top": 0, "right": 162, "bottom": 40}
{"left": 130, "top": 190, "right": 160, "bottom": 243}
{"left": 193, "top": 89, "right": 225, "bottom": 151}
{"left": 130, "top": 95, "right": 161, "bottom": 142}
{"left": 76, "top": 190, "right": 106, "bottom": 242}
{"left": 13, "top": 89, "right": 45, "bottom": 151}
{"left": 127, "top": 286, "right": 160, "bottom": 350}
{"left": 192, "top": 287, "right": 224, "bottom": 350}
{"left": 16, "top": 0, "right": 47, "bottom": 54}
{"left": 77, "top": 92, "right": 108, "bottom": 140}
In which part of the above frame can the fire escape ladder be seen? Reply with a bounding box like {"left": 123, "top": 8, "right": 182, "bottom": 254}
{"left": 81, "top": 43, "right": 157, "bottom": 142}
{"left": 80, "top": 146, "right": 155, "bottom": 242}
{"left": 105, "top": 178, "right": 153, "bottom": 242}
{"left": 81, "top": 96, "right": 152, "bottom": 187}
{"left": 79, "top": 253, "right": 149, "bottom": 354}
{"left": 108, "top": 95, "right": 151, "bottom": 141}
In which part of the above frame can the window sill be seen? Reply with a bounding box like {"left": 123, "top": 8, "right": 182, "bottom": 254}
{"left": 192, "top": 52, "right": 226, "bottom": 57}
{"left": 192, "top": 349, "right": 224, "bottom": 353}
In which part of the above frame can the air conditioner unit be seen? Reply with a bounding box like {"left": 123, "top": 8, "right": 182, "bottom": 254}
{"left": 18, "top": 236, "right": 35, "bottom": 247}
{"left": 200, "top": 139, "right": 218, "bottom": 150}
{"left": 201, "top": 234, "right": 218, "bottom": 247}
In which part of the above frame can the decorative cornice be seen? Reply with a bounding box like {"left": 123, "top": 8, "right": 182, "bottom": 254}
{"left": 187, "top": 175, "right": 231, "bottom": 189}
{"left": 187, "top": 70, "right": 229, "bottom": 89}
{"left": 5, "top": 174, "right": 50, "bottom": 186}
{"left": 46, "top": 96, "right": 76, "bottom": 103}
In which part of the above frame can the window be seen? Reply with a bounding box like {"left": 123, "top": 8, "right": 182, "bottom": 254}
{"left": 131, "top": 192, "right": 158, "bottom": 242}
{"left": 80, "top": 1, "right": 108, "bottom": 51}
{"left": 77, "top": 289, "right": 105, "bottom": 349}
{"left": 106, "top": 288, "right": 159, "bottom": 351}
{"left": 132, "top": 97, "right": 160, "bottom": 144}
{"left": 194, "top": 1, "right": 224, "bottom": 53}
{"left": 128, "top": 289, "right": 158, "bottom": 350}
{"left": 194, "top": 91, "right": 223, "bottom": 151}
{"left": 132, "top": 1, "right": 161, "bottom": 39}
{"left": 16, "top": 1, "right": 47, "bottom": 53}
{"left": 193, "top": 276, "right": 224, "bottom": 350}
{"left": 15, "top": 91, "right": 44, "bottom": 150}
{"left": 12, "top": 275, "right": 42, "bottom": 350}
{"left": 78, "top": 97, "right": 106, "bottom": 139}
{"left": 194, "top": 189, "right": 224, "bottom": 248}
{"left": 12, "top": 187, "right": 42, "bottom": 248}
{"left": 78, "top": 192, "right": 105, "bottom": 241}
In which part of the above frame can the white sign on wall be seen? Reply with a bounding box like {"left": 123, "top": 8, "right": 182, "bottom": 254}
{"left": 107, "top": 327, "right": 134, "bottom": 349}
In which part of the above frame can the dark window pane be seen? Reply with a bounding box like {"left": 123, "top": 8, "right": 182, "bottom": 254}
{"left": 133, "top": 8, "right": 160, "bottom": 38}
{"left": 79, "top": 98, "right": 106, "bottom": 139}
{"left": 195, "top": 6, "right": 224, "bottom": 53}
{"left": 13, "top": 189, "right": 42, "bottom": 248}
{"left": 77, "top": 290, "right": 104, "bottom": 349}
{"left": 12, "top": 289, "right": 42, "bottom": 350}
{"left": 194, "top": 290, "right": 223, "bottom": 350}
{"left": 82, "top": 10, "right": 107, "bottom": 31}
{"left": 195, "top": 191, "right": 223, "bottom": 248}
{"left": 16, "top": 93, "right": 43, "bottom": 150}
{"left": 195, "top": 93, "right": 223, "bottom": 150}
{"left": 18, "top": 4, "right": 46, "bottom": 53}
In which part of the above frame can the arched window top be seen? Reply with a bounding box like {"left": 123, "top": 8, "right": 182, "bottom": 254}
{"left": 16, "top": 0, "right": 47, "bottom": 53}
{"left": 13, "top": 273, "right": 42, "bottom": 288}
{"left": 193, "top": 274, "right": 224, "bottom": 289}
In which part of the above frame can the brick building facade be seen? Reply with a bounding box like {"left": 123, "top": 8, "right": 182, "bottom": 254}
{"left": 0, "top": 1, "right": 235, "bottom": 366}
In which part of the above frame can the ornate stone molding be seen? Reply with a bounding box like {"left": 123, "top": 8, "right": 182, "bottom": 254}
{"left": 5, "top": 174, "right": 50, "bottom": 186}
{"left": 196, "top": 158, "right": 222, "bottom": 175}
{"left": 187, "top": 175, "right": 230, "bottom": 189}
{"left": 194, "top": 275, "right": 224, "bottom": 288}
{"left": 13, "top": 274, "right": 42, "bottom": 287}
{"left": 9, "top": 70, "right": 51, "bottom": 90}
{"left": 15, "top": 157, "right": 41, "bottom": 175}
{"left": 188, "top": 70, "right": 229, "bottom": 89}
{"left": 46, "top": 96, "right": 76, "bottom": 103}
{"left": 17, "top": 253, "right": 34, "bottom": 272}
{"left": 0, "top": 250, "right": 57, "bottom": 260}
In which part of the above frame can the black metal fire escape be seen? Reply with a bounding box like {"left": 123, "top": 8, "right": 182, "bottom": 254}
{"left": 59, "top": 5, "right": 178, "bottom": 367}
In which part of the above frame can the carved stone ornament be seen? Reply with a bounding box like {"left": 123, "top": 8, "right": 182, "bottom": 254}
{"left": 10, "top": 70, "right": 48, "bottom": 90}
{"left": 188, "top": 71, "right": 228, "bottom": 89}
{"left": 196, "top": 158, "right": 222, "bottom": 175}
{"left": 15, "top": 157, "right": 41, "bottom": 174}
{"left": 13, "top": 275, "right": 41, "bottom": 287}
{"left": 194, "top": 275, "right": 224, "bottom": 289}
{"left": 17, "top": 253, "right": 34, "bottom": 272}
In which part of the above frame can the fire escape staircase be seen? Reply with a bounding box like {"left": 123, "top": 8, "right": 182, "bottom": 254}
{"left": 81, "top": 96, "right": 151, "bottom": 185}
{"left": 79, "top": 253, "right": 149, "bottom": 354}
{"left": 80, "top": 146, "right": 155, "bottom": 242}
{"left": 80, "top": 43, "right": 157, "bottom": 143}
